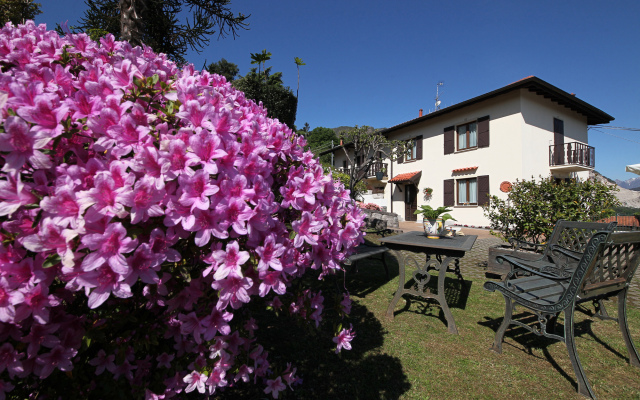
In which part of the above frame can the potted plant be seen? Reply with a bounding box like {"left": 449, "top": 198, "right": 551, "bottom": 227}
{"left": 375, "top": 166, "right": 386, "bottom": 180}
{"left": 414, "top": 205, "right": 456, "bottom": 238}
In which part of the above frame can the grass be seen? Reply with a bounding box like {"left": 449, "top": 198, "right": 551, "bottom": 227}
{"left": 220, "top": 231, "right": 640, "bottom": 399}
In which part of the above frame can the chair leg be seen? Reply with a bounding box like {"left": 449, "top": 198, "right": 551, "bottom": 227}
{"left": 617, "top": 289, "right": 640, "bottom": 368}
{"left": 594, "top": 299, "right": 611, "bottom": 320}
{"left": 491, "top": 295, "right": 514, "bottom": 354}
{"left": 564, "top": 305, "right": 596, "bottom": 399}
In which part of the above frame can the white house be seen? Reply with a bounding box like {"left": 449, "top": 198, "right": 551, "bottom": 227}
{"left": 324, "top": 76, "right": 614, "bottom": 227}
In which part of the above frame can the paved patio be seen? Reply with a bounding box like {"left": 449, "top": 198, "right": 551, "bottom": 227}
{"left": 395, "top": 221, "right": 640, "bottom": 308}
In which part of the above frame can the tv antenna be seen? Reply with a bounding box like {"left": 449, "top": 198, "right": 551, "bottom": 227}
{"left": 435, "top": 81, "right": 444, "bottom": 111}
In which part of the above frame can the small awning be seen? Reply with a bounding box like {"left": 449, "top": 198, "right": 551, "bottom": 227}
{"left": 388, "top": 171, "right": 421, "bottom": 184}
{"left": 626, "top": 164, "right": 640, "bottom": 176}
{"left": 452, "top": 166, "right": 478, "bottom": 173}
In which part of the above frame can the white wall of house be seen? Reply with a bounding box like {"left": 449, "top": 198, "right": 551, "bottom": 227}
{"left": 387, "top": 89, "right": 594, "bottom": 226}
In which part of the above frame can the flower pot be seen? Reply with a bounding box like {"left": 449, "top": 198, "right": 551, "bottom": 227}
{"left": 423, "top": 218, "right": 442, "bottom": 238}
{"left": 375, "top": 171, "right": 384, "bottom": 180}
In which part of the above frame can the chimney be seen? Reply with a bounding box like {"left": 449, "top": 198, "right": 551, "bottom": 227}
{"left": 419, "top": 109, "right": 423, "bottom": 117}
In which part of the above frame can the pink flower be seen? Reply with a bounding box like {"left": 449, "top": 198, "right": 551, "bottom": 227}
{"left": 76, "top": 173, "right": 131, "bottom": 222}
{"left": 205, "top": 367, "right": 227, "bottom": 394}
{"left": 14, "top": 283, "right": 60, "bottom": 324}
{"left": 0, "top": 116, "right": 51, "bottom": 172}
{"left": 0, "top": 277, "right": 24, "bottom": 323}
{"left": 35, "top": 344, "right": 77, "bottom": 379}
{"left": 88, "top": 349, "right": 116, "bottom": 375}
{"left": 211, "top": 241, "right": 250, "bottom": 280}
{"left": 77, "top": 265, "right": 133, "bottom": 309}
{"left": 81, "top": 222, "right": 138, "bottom": 275}
{"left": 22, "top": 218, "right": 78, "bottom": 268}
{"left": 183, "top": 370, "right": 207, "bottom": 394}
{"left": 255, "top": 234, "right": 285, "bottom": 272}
{"left": 333, "top": 324, "right": 355, "bottom": 354}
{"left": 178, "top": 169, "right": 218, "bottom": 212}
{"left": 0, "top": 175, "right": 37, "bottom": 217}
{"left": 291, "top": 212, "right": 324, "bottom": 247}
{"left": 120, "top": 176, "right": 165, "bottom": 224}
{"left": 156, "top": 352, "right": 174, "bottom": 369}
{"left": 264, "top": 376, "right": 286, "bottom": 399}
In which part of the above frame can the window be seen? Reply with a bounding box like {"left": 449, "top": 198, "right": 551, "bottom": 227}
{"left": 405, "top": 138, "right": 418, "bottom": 161}
{"left": 457, "top": 178, "right": 477, "bottom": 205}
{"left": 457, "top": 122, "right": 477, "bottom": 150}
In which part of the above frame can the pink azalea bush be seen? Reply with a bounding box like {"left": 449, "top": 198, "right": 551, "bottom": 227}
{"left": 0, "top": 21, "right": 364, "bottom": 398}
{"left": 356, "top": 202, "right": 382, "bottom": 211}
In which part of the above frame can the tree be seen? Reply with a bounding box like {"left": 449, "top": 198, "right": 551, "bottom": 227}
{"left": 483, "top": 176, "right": 620, "bottom": 244}
{"left": 305, "top": 126, "right": 338, "bottom": 165}
{"left": 294, "top": 56, "right": 305, "bottom": 98}
{"left": 0, "top": 0, "right": 42, "bottom": 25}
{"left": 250, "top": 48, "right": 271, "bottom": 78}
{"left": 339, "top": 126, "right": 407, "bottom": 200}
{"left": 233, "top": 66, "right": 297, "bottom": 130}
{"left": 205, "top": 57, "right": 239, "bottom": 82}
{"left": 77, "top": 0, "right": 249, "bottom": 65}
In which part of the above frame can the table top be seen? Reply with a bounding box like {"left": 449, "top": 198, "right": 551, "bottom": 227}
{"left": 380, "top": 231, "right": 477, "bottom": 254}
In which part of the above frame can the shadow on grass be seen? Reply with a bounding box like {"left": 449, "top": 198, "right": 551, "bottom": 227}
{"left": 218, "top": 299, "right": 411, "bottom": 399}
{"left": 479, "top": 307, "right": 634, "bottom": 392}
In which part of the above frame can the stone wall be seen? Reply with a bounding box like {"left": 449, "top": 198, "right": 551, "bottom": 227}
{"left": 359, "top": 208, "right": 399, "bottom": 230}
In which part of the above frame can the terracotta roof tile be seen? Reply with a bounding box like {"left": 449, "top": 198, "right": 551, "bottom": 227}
{"left": 388, "top": 171, "right": 421, "bottom": 183}
{"left": 452, "top": 166, "right": 478, "bottom": 173}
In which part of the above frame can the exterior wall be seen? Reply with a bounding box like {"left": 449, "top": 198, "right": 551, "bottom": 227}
{"left": 386, "top": 90, "right": 593, "bottom": 226}
{"left": 519, "top": 89, "right": 590, "bottom": 181}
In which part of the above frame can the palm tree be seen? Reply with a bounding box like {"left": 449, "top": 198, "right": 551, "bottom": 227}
{"left": 294, "top": 57, "right": 305, "bottom": 98}
{"left": 250, "top": 49, "right": 271, "bottom": 80}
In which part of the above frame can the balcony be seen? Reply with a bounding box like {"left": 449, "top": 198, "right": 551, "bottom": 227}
{"left": 549, "top": 142, "right": 595, "bottom": 172}
{"left": 339, "top": 162, "right": 388, "bottom": 180}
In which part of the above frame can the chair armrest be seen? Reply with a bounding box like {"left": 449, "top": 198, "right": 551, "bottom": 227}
{"left": 549, "top": 245, "right": 582, "bottom": 261}
{"left": 496, "top": 254, "right": 572, "bottom": 281}
{"left": 507, "top": 237, "right": 545, "bottom": 252}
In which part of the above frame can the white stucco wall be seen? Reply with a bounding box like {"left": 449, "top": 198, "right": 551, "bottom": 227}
{"left": 385, "top": 89, "right": 594, "bottom": 226}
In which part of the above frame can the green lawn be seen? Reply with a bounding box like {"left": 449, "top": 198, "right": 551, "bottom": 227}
{"left": 220, "top": 232, "right": 640, "bottom": 399}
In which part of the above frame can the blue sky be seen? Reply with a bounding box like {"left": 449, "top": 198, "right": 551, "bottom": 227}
{"left": 37, "top": 0, "right": 640, "bottom": 181}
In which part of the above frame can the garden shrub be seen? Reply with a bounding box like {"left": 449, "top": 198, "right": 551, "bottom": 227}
{"left": 0, "top": 21, "right": 364, "bottom": 398}
{"left": 483, "top": 176, "right": 619, "bottom": 244}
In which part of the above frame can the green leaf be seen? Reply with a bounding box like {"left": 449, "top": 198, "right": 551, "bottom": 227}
{"left": 43, "top": 253, "right": 61, "bottom": 269}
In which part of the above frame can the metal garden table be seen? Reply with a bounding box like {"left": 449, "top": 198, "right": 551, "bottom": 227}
{"left": 381, "top": 231, "right": 477, "bottom": 334}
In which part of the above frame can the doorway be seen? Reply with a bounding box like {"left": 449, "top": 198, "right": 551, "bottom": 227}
{"left": 404, "top": 184, "right": 417, "bottom": 221}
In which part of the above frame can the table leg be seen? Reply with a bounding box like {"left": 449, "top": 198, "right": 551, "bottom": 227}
{"left": 385, "top": 250, "right": 460, "bottom": 334}
{"left": 438, "top": 256, "right": 458, "bottom": 334}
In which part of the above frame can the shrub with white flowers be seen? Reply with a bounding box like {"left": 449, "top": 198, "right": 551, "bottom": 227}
{"left": 0, "top": 21, "right": 364, "bottom": 398}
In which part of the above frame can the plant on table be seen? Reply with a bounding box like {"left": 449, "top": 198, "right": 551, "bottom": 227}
{"left": 0, "top": 21, "right": 364, "bottom": 399}
{"left": 414, "top": 206, "right": 456, "bottom": 235}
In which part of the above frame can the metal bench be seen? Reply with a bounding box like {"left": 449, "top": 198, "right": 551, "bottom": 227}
{"left": 484, "top": 229, "right": 640, "bottom": 399}
{"left": 344, "top": 244, "right": 390, "bottom": 278}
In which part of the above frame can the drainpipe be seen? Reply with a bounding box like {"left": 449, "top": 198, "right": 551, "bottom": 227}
{"left": 390, "top": 156, "right": 393, "bottom": 214}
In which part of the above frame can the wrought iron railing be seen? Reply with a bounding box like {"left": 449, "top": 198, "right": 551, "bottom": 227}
{"left": 339, "top": 162, "right": 388, "bottom": 180}
{"left": 549, "top": 142, "right": 595, "bottom": 168}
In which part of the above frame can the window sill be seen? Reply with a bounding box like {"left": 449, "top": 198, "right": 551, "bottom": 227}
{"left": 455, "top": 147, "right": 478, "bottom": 154}
{"left": 454, "top": 204, "right": 478, "bottom": 208}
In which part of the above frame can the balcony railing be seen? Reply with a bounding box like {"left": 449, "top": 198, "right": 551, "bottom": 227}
{"left": 339, "top": 162, "right": 388, "bottom": 180}
{"left": 549, "top": 142, "right": 595, "bottom": 168}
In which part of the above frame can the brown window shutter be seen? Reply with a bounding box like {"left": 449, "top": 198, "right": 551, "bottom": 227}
{"left": 444, "top": 126, "right": 454, "bottom": 154}
{"left": 477, "top": 175, "right": 490, "bottom": 206}
{"left": 444, "top": 179, "right": 454, "bottom": 206}
{"left": 478, "top": 116, "right": 490, "bottom": 148}
{"left": 397, "top": 146, "right": 404, "bottom": 163}
{"left": 416, "top": 135, "right": 423, "bottom": 160}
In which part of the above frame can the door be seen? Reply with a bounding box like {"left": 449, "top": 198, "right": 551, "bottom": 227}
{"left": 404, "top": 184, "right": 418, "bottom": 221}
{"left": 554, "top": 118, "right": 564, "bottom": 165}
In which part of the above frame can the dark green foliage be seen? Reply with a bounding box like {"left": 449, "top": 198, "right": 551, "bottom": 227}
{"left": 1, "top": 0, "right": 42, "bottom": 25}
{"left": 233, "top": 67, "right": 297, "bottom": 129}
{"left": 76, "top": 0, "right": 248, "bottom": 65}
{"left": 613, "top": 205, "right": 640, "bottom": 216}
{"left": 305, "top": 126, "right": 338, "bottom": 164}
{"left": 331, "top": 169, "right": 367, "bottom": 199}
{"left": 205, "top": 57, "right": 239, "bottom": 82}
{"left": 483, "top": 176, "right": 620, "bottom": 244}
